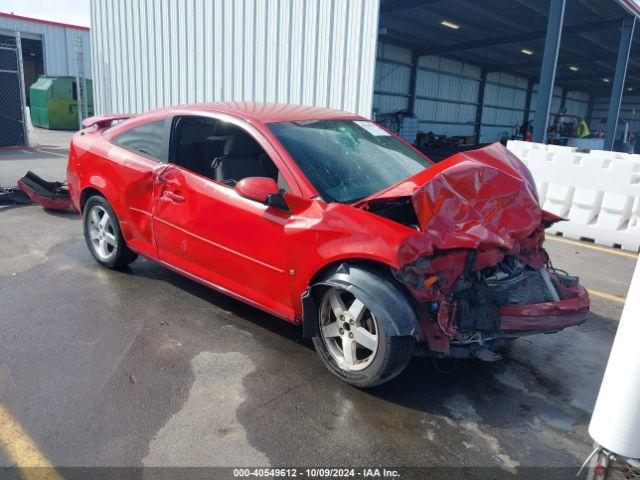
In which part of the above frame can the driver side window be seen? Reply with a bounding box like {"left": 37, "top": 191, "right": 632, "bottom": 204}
{"left": 170, "top": 116, "right": 290, "bottom": 192}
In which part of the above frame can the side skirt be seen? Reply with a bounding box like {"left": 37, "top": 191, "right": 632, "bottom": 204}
{"left": 128, "top": 246, "right": 295, "bottom": 324}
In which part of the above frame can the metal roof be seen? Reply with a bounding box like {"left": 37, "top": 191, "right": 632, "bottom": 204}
{"left": 0, "top": 12, "right": 89, "bottom": 31}
{"left": 379, "top": 0, "right": 640, "bottom": 96}
{"left": 617, "top": 0, "right": 640, "bottom": 18}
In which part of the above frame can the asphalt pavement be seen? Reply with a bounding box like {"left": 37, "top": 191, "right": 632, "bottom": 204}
{"left": 0, "top": 135, "right": 635, "bottom": 478}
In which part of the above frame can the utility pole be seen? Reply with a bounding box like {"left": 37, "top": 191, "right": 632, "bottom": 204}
{"left": 73, "top": 31, "right": 88, "bottom": 128}
{"left": 15, "top": 30, "right": 28, "bottom": 144}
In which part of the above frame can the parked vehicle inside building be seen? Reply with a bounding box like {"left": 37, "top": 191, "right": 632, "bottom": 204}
{"left": 66, "top": 102, "right": 589, "bottom": 387}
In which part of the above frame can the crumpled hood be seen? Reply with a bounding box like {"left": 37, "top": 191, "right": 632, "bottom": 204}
{"left": 359, "top": 142, "right": 543, "bottom": 259}
{"left": 412, "top": 142, "right": 541, "bottom": 251}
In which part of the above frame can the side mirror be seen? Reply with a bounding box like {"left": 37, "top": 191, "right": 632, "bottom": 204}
{"left": 235, "top": 177, "right": 289, "bottom": 211}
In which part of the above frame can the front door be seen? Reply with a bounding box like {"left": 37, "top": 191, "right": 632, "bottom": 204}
{"left": 152, "top": 116, "right": 294, "bottom": 319}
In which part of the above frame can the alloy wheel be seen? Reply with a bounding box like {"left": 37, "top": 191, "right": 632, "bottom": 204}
{"left": 86, "top": 205, "right": 117, "bottom": 261}
{"left": 319, "top": 287, "right": 379, "bottom": 371}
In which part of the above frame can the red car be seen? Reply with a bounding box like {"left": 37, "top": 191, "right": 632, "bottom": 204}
{"left": 67, "top": 102, "right": 589, "bottom": 387}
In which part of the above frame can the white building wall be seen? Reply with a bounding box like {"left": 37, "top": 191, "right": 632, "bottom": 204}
{"left": 90, "top": 0, "right": 380, "bottom": 117}
{"left": 0, "top": 15, "right": 91, "bottom": 78}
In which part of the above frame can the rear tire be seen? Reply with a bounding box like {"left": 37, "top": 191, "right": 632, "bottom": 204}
{"left": 312, "top": 283, "right": 415, "bottom": 388}
{"left": 83, "top": 195, "right": 138, "bottom": 269}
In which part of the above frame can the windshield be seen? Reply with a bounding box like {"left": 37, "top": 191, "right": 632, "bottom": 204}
{"left": 268, "top": 120, "right": 431, "bottom": 203}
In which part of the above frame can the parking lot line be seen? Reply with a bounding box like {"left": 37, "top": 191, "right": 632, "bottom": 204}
{"left": 587, "top": 288, "right": 626, "bottom": 304}
{"left": 0, "top": 404, "right": 62, "bottom": 479}
{"left": 546, "top": 235, "right": 639, "bottom": 259}
{"left": 32, "top": 148, "right": 68, "bottom": 158}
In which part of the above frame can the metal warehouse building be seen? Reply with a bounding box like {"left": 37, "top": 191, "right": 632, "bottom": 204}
{"left": 90, "top": 0, "right": 640, "bottom": 152}
{"left": 0, "top": 12, "right": 92, "bottom": 146}
{"left": 0, "top": 12, "right": 92, "bottom": 100}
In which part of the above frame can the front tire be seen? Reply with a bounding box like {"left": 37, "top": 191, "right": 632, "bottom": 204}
{"left": 83, "top": 195, "right": 138, "bottom": 269}
{"left": 312, "top": 284, "right": 415, "bottom": 388}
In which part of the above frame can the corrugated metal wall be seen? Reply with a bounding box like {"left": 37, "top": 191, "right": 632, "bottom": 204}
{"left": 373, "top": 43, "right": 412, "bottom": 114}
{"left": 373, "top": 41, "right": 592, "bottom": 143}
{"left": 0, "top": 16, "right": 91, "bottom": 78}
{"left": 592, "top": 94, "right": 640, "bottom": 134}
{"left": 416, "top": 56, "right": 480, "bottom": 138}
{"left": 90, "top": 0, "right": 380, "bottom": 117}
{"left": 564, "top": 91, "right": 590, "bottom": 117}
{"left": 480, "top": 72, "right": 529, "bottom": 143}
{"left": 374, "top": 43, "right": 480, "bottom": 138}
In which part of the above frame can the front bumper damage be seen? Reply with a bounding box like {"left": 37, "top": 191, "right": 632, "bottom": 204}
{"left": 397, "top": 251, "right": 589, "bottom": 356}
{"left": 384, "top": 143, "right": 590, "bottom": 357}
{"left": 499, "top": 286, "right": 589, "bottom": 332}
{"left": 396, "top": 249, "right": 589, "bottom": 357}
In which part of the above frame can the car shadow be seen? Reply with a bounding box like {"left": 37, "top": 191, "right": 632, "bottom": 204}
{"left": 0, "top": 203, "right": 78, "bottom": 216}
{"left": 117, "top": 257, "right": 607, "bottom": 468}
{"left": 41, "top": 207, "right": 80, "bottom": 218}
{"left": 122, "top": 257, "right": 309, "bottom": 348}
{"left": 126, "top": 255, "right": 608, "bottom": 412}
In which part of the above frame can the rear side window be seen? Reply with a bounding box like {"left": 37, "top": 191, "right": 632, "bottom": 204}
{"left": 112, "top": 119, "right": 166, "bottom": 161}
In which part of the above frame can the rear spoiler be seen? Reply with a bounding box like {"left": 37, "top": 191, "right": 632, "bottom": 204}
{"left": 81, "top": 114, "right": 131, "bottom": 129}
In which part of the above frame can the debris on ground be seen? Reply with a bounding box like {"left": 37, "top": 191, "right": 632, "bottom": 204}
{"left": 16, "top": 171, "right": 74, "bottom": 211}
{"left": 0, "top": 186, "right": 32, "bottom": 206}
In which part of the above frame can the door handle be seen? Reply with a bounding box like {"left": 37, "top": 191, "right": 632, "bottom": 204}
{"left": 163, "top": 190, "right": 185, "bottom": 203}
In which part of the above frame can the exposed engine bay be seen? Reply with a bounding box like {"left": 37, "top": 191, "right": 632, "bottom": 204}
{"left": 391, "top": 239, "right": 588, "bottom": 359}
{"left": 367, "top": 197, "right": 419, "bottom": 230}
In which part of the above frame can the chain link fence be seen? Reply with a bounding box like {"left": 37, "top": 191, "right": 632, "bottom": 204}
{"left": 0, "top": 35, "right": 27, "bottom": 147}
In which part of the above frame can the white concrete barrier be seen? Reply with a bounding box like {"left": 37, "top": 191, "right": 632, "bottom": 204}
{"left": 507, "top": 140, "right": 640, "bottom": 252}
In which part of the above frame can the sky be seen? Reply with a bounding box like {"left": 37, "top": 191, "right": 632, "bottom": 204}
{"left": 3, "top": 0, "right": 640, "bottom": 31}
{"left": 2, "top": 0, "right": 90, "bottom": 28}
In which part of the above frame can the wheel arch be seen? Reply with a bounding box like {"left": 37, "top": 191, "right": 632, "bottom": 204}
{"left": 308, "top": 258, "right": 396, "bottom": 286}
{"left": 79, "top": 186, "right": 105, "bottom": 212}
{"left": 301, "top": 260, "right": 422, "bottom": 341}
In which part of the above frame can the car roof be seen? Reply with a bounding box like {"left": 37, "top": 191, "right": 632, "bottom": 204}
{"left": 151, "top": 102, "right": 364, "bottom": 124}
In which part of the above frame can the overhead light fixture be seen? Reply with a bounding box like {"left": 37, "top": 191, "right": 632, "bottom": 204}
{"left": 521, "top": 48, "right": 534, "bottom": 55}
{"left": 440, "top": 20, "right": 460, "bottom": 30}
{"left": 628, "top": 87, "right": 634, "bottom": 91}
{"left": 569, "top": 65, "right": 579, "bottom": 72}
{"left": 603, "top": 77, "right": 611, "bottom": 83}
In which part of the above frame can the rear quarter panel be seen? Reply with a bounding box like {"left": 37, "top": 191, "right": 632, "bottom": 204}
{"left": 67, "top": 129, "right": 159, "bottom": 257}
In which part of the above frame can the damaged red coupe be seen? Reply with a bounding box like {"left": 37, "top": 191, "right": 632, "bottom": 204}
{"left": 67, "top": 102, "right": 589, "bottom": 387}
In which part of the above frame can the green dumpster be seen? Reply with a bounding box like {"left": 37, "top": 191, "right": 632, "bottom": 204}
{"left": 29, "top": 76, "right": 93, "bottom": 130}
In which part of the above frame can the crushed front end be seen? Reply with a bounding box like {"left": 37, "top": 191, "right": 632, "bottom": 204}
{"left": 360, "top": 142, "right": 589, "bottom": 359}
{"left": 395, "top": 225, "right": 589, "bottom": 358}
